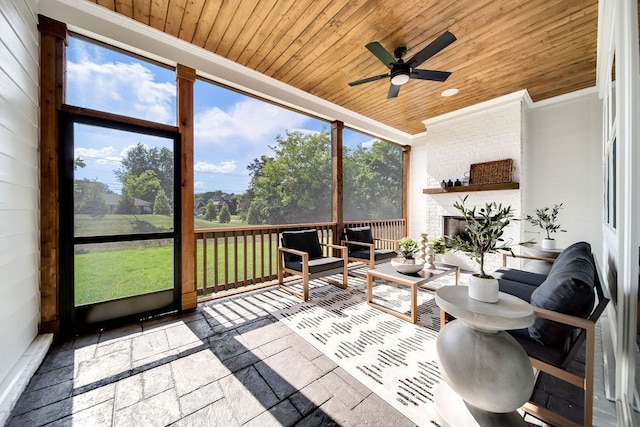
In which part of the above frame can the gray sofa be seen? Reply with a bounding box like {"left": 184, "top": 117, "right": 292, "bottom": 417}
{"left": 494, "top": 241, "right": 609, "bottom": 427}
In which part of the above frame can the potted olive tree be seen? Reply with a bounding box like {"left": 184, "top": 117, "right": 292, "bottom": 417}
{"left": 445, "top": 196, "right": 533, "bottom": 303}
{"left": 523, "top": 203, "right": 566, "bottom": 250}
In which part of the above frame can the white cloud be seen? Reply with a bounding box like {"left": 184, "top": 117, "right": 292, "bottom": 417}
{"left": 67, "top": 51, "right": 175, "bottom": 124}
{"left": 194, "top": 160, "right": 238, "bottom": 173}
{"left": 194, "top": 181, "right": 205, "bottom": 189}
{"left": 74, "top": 146, "right": 121, "bottom": 165}
{"left": 361, "top": 138, "right": 376, "bottom": 148}
{"left": 194, "top": 99, "right": 310, "bottom": 144}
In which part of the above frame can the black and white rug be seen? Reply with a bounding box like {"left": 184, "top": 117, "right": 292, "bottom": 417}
{"left": 272, "top": 272, "right": 455, "bottom": 426}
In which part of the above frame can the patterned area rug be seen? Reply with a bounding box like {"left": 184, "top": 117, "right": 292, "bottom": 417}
{"left": 273, "top": 270, "right": 457, "bottom": 426}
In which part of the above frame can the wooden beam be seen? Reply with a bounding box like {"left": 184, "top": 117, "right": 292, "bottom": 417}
{"left": 402, "top": 145, "right": 410, "bottom": 236}
{"left": 176, "top": 64, "right": 197, "bottom": 310}
{"left": 38, "top": 15, "right": 67, "bottom": 336}
{"left": 332, "top": 121, "right": 344, "bottom": 245}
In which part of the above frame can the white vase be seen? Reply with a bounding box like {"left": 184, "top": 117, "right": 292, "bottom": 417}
{"left": 541, "top": 238, "right": 556, "bottom": 250}
{"left": 468, "top": 274, "right": 499, "bottom": 303}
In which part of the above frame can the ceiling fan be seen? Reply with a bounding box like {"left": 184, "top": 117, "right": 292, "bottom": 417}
{"left": 348, "top": 31, "right": 456, "bottom": 99}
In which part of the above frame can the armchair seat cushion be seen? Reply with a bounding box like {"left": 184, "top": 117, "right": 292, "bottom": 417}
{"left": 285, "top": 256, "right": 345, "bottom": 274}
{"left": 349, "top": 248, "right": 396, "bottom": 262}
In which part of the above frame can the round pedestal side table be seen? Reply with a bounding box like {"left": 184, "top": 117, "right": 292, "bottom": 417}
{"left": 434, "top": 286, "right": 535, "bottom": 427}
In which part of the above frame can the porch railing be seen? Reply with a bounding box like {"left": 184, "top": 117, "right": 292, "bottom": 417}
{"left": 194, "top": 219, "right": 406, "bottom": 298}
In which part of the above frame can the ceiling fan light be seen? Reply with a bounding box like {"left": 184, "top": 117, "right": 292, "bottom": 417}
{"left": 390, "top": 72, "right": 410, "bottom": 86}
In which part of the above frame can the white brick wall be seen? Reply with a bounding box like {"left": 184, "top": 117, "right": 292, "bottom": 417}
{"left": 411, "top": 96, "right": 525, "bottom": 274}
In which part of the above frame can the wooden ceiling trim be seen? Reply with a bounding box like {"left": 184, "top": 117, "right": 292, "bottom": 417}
{"left": 232, "top": 1, "right": 294, "bottom": 65}
{"left": 95, "top": 0, "right": 116, "bottom": 11}
{"left": 149, "top": 0, "right": 170, "bottom": 32}
{"left": 242, "top": 0, "right": 317, "bottom": 70}
{"left": 203, "top": 0, "right": 239, "bottom": 52}
{"left": 163, "top": 0, "right": 188, "bottom": 37}
{"left": 132, "top": 0, "right": 151, "bottom": 25}
{"left": 259, "top": 1, "right": 350, "bottom": 76}
{"left": 277, "top": 0, "right": 377, "bottom": 84}
{"left": 189, "top": 0, "right": 224, "bottom": 47}
{"left": 114, "top": 0, "right": 133, "bottom": 17}
{"left": 214, "top": 2, "right": 261, "bottom": 58}
{"left": 225, "top": 1, "right": 280, "bottom": 62}
{"left": 177, "top": 0, "right": 207, "bottom": 42}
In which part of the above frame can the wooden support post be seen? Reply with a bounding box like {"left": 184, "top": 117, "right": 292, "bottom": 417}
{"left": 176, "top": 65, "right": 197, "bottom": 310}
{"left": 332, "top": 121, "right": 344, "bottom": 247}
{"left": 402, "top": 145, "right": 411, "bottom": 236}
{"left": 38, "top": 15, "right": 67, "bottom": 336}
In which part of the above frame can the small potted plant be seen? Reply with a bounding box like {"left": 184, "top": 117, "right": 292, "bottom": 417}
{"left": 523, "top": 204, "right": 566, "bottom": 250}
{"left": 445, "top": 196, "right": 533, "bottom": 303}
{"left": 396, "top": 236, "right": 419, "bottom": 262}
{"left": 392, "top": 236, "right": 424, "bottom": 274}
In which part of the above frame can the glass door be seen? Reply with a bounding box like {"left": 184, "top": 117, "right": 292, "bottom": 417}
{"left": 60, "top": 112, "right": 181, "bottom": 333}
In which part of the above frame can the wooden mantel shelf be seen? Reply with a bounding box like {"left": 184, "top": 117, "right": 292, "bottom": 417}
{"left": 423, "top": 182, "right": 520, "bottom": 194}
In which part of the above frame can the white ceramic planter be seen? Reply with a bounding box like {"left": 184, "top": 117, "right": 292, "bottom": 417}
{"left": 541, "top": 238, "right": 556, "bottom": 250}
{"left": 468, "top": 275, "right": 499, "bottom": 303}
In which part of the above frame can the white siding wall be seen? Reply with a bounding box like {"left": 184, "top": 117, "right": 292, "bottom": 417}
{"left": 524, "top": 90, "right": 603, "bottom": 257}
{"left": 0, "top": 0, "right": 41, "bottom": 420}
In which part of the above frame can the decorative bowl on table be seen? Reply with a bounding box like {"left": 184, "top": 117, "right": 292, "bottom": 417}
{"left": 391, "top": 258, "right": 425, "bottom": 274}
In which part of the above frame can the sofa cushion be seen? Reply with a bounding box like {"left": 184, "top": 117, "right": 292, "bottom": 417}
{"left": 281, "top": 230, "right": 322, "bottom": 263}
{"left": 285, "top": 256, "right": 344, "bottom": 274}
{"left": 344, "top": 227, "right": 374, "bottom": 254}
{"left": 529, "top": 242, "right": 596, "bottom": 346}
{"left": 494, "top": 268, "right": 547, "bottom": 287}
{"left": 498, "top": 279, "right": 538, "bottom": 303}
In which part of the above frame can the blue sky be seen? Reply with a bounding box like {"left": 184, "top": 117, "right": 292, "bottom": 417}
{"left": 68, "top": 36, "right": 376, "bottom": 195}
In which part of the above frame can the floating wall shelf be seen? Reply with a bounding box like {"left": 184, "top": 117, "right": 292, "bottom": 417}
{"left": 423, "top": 182, "right": 520, "bottom": 194}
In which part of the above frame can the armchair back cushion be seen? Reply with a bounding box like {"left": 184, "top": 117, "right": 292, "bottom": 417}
{"left": 281, "top": 230, "right": 323, "bottom": 263}
{"left": 344, "top": 226, "right": 374, "bottom": 254}
{"left": 529, "top": 241, "right": 596, "bottom": 346}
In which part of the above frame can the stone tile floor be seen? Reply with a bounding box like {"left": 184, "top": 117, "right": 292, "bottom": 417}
{"left": 6, "top": 279, "right": 620, "bottom": 427}
{"left": 6, "top": 287, "right": 418, "bottom": 427}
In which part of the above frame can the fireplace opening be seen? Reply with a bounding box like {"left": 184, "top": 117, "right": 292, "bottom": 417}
{"left": 443, "top": 216, "right": 469, "bottom": 238}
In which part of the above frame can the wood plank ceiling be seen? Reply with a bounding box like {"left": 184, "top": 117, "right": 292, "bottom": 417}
{"left": 89, "top": 0, "right": 599, "bottom": 135}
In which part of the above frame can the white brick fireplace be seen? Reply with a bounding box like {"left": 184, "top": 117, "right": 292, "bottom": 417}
{"left": 410, "top": 91, "right": 529, "bottom": 274}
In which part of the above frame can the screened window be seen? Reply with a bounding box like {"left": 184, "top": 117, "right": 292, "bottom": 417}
{"left": 66, "top": 35, "right": 176, "bottom": 126}
{"left": 343, "top": 128, "right": 403, "bottom": 221}
{"left": 193, "top": 78, "right": 332, "bottom": 226}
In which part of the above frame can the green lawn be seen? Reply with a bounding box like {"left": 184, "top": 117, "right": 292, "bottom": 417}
{"left": 74, "top": 237, "right": 277, "bottom": 305}
{"left": 75, "top": 213, "right": 246, "bottom": 236}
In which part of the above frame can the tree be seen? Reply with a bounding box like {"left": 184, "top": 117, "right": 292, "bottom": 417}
{"left": 117, "top": 192, "right": 136, "bottom": 214}
{"left": 153, "top": 188, "right": 171, "bottom": 215}
{"left": 204, "top": 199, "right": 217, "bottom": 221}
{"left": 74, "top": 179, "right": 109, "bottom": 217}
{"left": 246, "top": 201, "right": 261, "bottom": 224}
{"left": 116, "top": 143, "right": 174, "bottom": 200}
{"left": 218, "top": 203, "right": 231, "bottom": 223}
{"left": 121, "top": 170, "right": 161, "bottom": 209}
{"left": 249, "top": 130, "right": 332, "bottom": 224}
{"left": 343, "top": 141, "right": 402, "bottom": 221}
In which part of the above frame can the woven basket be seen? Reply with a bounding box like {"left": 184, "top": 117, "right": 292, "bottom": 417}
{"left": 469, "top": 159, "right": 513, "bottom": 185}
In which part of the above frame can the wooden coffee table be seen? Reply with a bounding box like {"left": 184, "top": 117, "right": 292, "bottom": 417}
{"left": 366, "top": 262, "right": 459, "bottom": 324}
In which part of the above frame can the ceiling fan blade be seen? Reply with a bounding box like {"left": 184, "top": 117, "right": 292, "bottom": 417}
{"left": 407, "top": 31, "right": 456, "bottom": 68}
{"left": 348, "top": 73, "right": 390, "bottom": 86}
{"left": 387, "top": 84, "right": 401, "bottom": 99}
{"left": 365, "top": 42, "right": 396, "bottom": 68}
{"left": 411, "top": 69, "right": 452, "bottom": 82}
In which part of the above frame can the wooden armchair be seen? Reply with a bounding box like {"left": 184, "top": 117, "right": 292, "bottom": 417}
{"left": 341, "top": 226, "right": 397, "bottom": 269}
{"left": 499, "top": 246, "right": 610, "bottom": 427}
{"left": 277, "top": 229, "right": 348, "bottom": 301}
